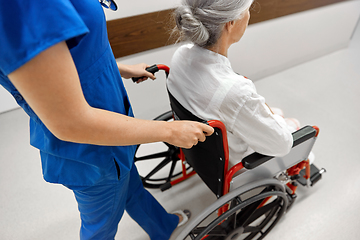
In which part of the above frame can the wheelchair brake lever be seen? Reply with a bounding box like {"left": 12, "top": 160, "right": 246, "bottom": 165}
{"left": 132, "top": 64, "right": 159, "bottom": 82}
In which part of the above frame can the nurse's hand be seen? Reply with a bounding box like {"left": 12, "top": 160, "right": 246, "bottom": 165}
{"left": 165, "top": 121, "right": 214, "bottom": 149}
{"left": 117, "top": 63, "right": 156, "bottom": 82}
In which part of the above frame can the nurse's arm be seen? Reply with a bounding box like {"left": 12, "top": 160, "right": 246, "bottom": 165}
{"left": 8, "top": 41, "right": 213, "bottom": 149}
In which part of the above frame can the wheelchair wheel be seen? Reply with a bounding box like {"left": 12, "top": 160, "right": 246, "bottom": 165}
{"left": 176, "top": 179, "right": 288, "bottom": 240}
{"left": 134, "top": 110, "right": 193, "bottom": 189}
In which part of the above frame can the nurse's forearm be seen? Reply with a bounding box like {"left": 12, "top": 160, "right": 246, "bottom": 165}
{"left": 55, "top": 106, "right": 211, "bottom": 148}
{"left": 8, "top": 41, "right": 213, "bottom": 148}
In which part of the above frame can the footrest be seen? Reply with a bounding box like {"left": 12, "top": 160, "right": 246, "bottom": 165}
{"left": 296, "top": 164, "right": 326, "bottom": 186}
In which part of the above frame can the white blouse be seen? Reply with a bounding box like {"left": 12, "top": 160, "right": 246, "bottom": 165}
{"left": 167, "top": 44, "right": 293, "bottom": 167}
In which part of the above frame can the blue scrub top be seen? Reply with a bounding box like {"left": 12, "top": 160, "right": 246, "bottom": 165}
{"left": 0, "top": 0, "right": 136, "bottom": 186}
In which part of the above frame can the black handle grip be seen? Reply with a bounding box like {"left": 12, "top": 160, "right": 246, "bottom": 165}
{"left": 132, "top": 64, "right": 159, "bottom": 82}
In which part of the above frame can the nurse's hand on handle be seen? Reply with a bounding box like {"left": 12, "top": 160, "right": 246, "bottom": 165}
{"left": 165, "top": 121, "right": 214, "bottom": 149}
{"left": 7, "top": 41, "right": 214, "bottom": 148}
{"left": 117, "top": 63, "right": 156, "bottom": 83}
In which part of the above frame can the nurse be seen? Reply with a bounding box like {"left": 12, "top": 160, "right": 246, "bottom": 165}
{"left": 0, "top": 0, "right": 213, "bottom": 239}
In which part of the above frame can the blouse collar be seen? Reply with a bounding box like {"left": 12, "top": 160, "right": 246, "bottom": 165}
{"left": 191, "top": 44, "right": 232, "bottom": 68}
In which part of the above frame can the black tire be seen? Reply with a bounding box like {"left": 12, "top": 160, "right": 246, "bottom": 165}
{"left": 178, "top": 180, "right": 288, "bottom": 240}
{"left": 134, "top": 111, "right": 192, "bottom": 189}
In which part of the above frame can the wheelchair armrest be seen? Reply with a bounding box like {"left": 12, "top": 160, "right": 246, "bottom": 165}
{"left": 241, "top": 153, "right": 273, "bottom": 170}
{"left": 241, "top": 126, "right": 317, "bottom": 170}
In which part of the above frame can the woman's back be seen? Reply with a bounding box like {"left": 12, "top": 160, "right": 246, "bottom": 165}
{"left": 168, "top": 43, "right": 293, "bottom": 166}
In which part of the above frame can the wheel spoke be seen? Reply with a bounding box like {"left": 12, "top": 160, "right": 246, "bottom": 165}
{"left": 243, "top": 198, "right": 282, "bottom": 228}
{"left": 135, "top": 151, "right": 169, "bottom": 161}
{"left": 243, "top": 230, "right": 263, "bottom": 240}
{"left": 143, "top": 157, "right": 171, "bottom": 180}
{"left": 243, "top": 225, "right": 262, "bottom": 234}
{"left": 232, "top": 197, "right": 242, "bottom": 229}
{"left": 189, "top": 232, "right": 196, "bottom": 240}
{"left": 164, "top": 142, "right": 177, "bottom": 149}
{"left": 192, "top": 226, "right": 227, "bottom": 236}
{"left": 235, "top": 199, "right": 263, "bottom": 228}
{"left": 191, "top": 227, "right": 206, "bottom": 235}
{"left": 167, "top": 159, "right": 177, "bottom": 181}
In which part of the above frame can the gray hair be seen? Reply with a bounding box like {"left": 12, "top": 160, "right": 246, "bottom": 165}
{"left": 174, "top": 0, "right": 254, "bottom": 47}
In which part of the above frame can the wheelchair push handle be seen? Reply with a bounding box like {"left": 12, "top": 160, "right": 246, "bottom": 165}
{"left": 132, "top": 64, "right": 170, "bottom": 82}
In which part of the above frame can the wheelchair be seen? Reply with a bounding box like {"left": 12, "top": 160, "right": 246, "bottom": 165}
{"left": 133, "top": 64, "right": 326, "bottom": 240}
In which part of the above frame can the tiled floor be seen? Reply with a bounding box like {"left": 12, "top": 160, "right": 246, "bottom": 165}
{"left": 1, "top": 17, "right": 359, "bottom": 240}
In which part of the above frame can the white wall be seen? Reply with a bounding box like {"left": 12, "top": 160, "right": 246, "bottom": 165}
{"left": 104, "top": 0, "right": 182, "bottom": 20}
{"left": 229, "top": 0, "right": 360, "bottom": 79}
{"left": 118, "top": 0, "right": 360, "bottom": 120}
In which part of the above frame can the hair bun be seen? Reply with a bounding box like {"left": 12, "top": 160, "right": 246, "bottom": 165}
{"left": 174, "top": 6, "right": 210, "bottom": 47}
{"left": 174, "top": 0, "right": 253, "bottom": 47}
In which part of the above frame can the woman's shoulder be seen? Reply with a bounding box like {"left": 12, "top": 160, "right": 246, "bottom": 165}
{"left": 171, "top": 43, "right": 193, "bottom": 65}
{"left": 225, "top": 71, "right": 256, "bottom": 90}
{"left": 174, "top": 43, "right": 195, "bottom": 55}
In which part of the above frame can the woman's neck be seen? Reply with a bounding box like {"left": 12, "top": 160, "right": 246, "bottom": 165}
{"left": 206, "top": 36, "right": 231, "bottom": 57}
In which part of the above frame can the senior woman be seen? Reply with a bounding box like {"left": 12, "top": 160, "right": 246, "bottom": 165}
{"left": 168, "top": 0, "right": 299, "bottom": 167}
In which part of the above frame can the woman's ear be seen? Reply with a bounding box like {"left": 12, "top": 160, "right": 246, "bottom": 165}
{"left": 224, "top": 20, "right": 235, "bottom": 33}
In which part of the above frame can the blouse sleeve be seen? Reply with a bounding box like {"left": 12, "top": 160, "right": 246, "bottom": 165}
{"left": 0, "top": 0, "right": 89, "bottom": 75}
{"left": 227, "top": 84, "right": 293, "bottom": 157}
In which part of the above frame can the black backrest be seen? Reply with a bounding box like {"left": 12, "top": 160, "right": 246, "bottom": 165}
{"left": 168, "top": 91, "right": 226, "bottom": 198}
